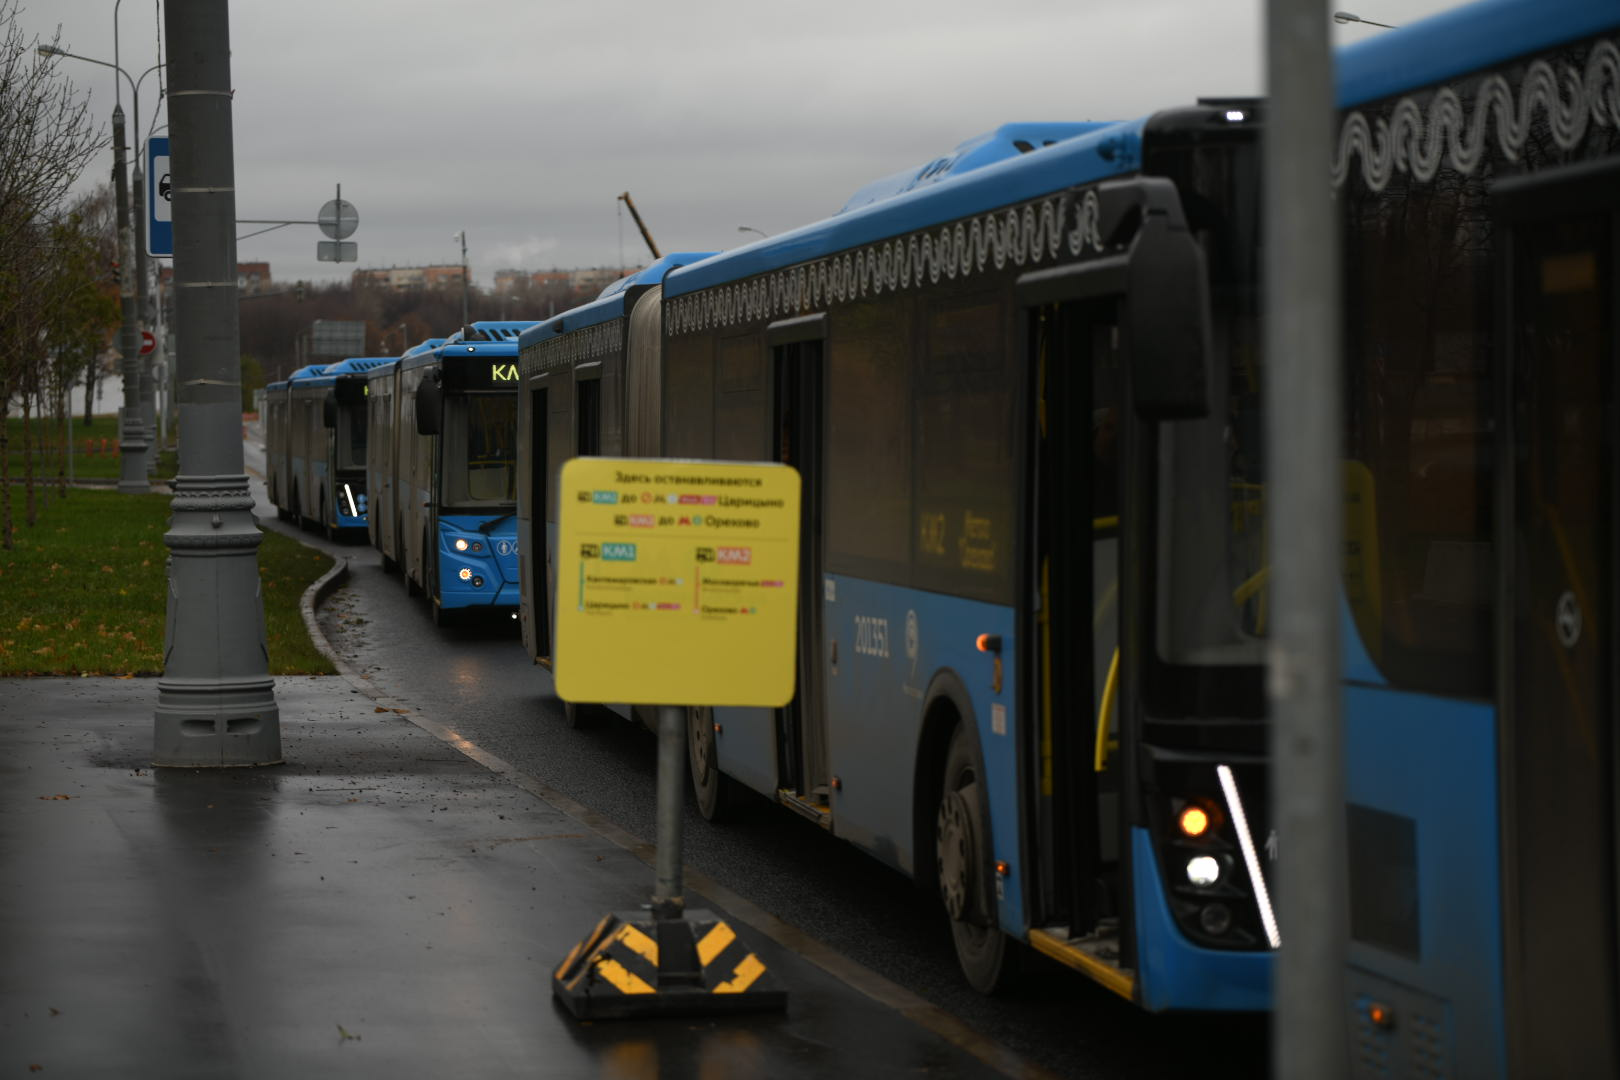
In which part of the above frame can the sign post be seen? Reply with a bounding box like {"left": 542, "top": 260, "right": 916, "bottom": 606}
{"left": 317, "top": 183, "right": 358, "bottom": 263}
{"left": 551, "top": 457, "right": 799, "bottom": 1019}
{"left": 147, "top": 136, "right": 172, "bottom": 258}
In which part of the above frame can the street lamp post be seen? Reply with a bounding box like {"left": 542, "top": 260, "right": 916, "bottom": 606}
{"left": 110, "top": 105, "right": 148, "bottom": 491}
{"left": 152, "top": 0, "right": 280, "bottom": 767}
{"left": 454, "top": 230, "right": 470, "bottom": 335}
{"left": 37, "top": 44, "right": 165, "bottom": 481}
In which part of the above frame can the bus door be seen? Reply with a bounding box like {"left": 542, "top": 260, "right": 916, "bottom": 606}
{"left": 769, "top": 316, "right": 827, "bottom": 813}
{"left": 525, "top": 385, "right": 551, "bottom": 660}
{"left": 1497, "top": 162, "right": 1619, "bottom": 1077}
{"left": 1025, "top": 297, "right": 1128, "bottom": 979}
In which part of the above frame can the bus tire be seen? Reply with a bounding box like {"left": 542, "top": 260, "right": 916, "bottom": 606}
{"left": 564, "top": 701, "right": 591, "bottom": 729}
{"left": 686, "top": 705, "right": 732, "bottom": 822}
{"left": 937, "top": 722, "right": 1016, "bottom": 994}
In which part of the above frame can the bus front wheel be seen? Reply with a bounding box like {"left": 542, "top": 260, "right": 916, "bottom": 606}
{"left": 937, "top": 722, "right": 1015, "bottom": 993}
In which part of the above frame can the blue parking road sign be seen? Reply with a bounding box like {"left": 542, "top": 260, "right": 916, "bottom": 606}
{"left": 148, "top": 137, "right": 172, "bottom": 257}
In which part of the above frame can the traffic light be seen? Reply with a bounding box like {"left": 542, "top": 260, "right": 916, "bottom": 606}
{"left": 110, "top": 259, "right": 121, "bottom": 285}
{"left": 296, "top": 281, "right": 305, "bottom": 302}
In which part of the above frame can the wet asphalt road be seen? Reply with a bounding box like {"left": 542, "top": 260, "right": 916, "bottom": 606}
{"left": 250, "top": 448, "right": 1269, "bottom": 1079}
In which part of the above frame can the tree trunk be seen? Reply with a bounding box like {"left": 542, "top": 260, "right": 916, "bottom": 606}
{"left": 1, "top": 374, "right": 11, "bottom": 550}
{"left": 21, "top": 385, "right": 35, "bottom": 527}
{"left": 57, "top": 382, "right": 68, "bottom": 497}
{"left": 83, "top": 355, "right": 97, "bottom": 426}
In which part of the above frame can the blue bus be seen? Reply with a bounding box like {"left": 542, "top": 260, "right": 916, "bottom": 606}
{"left": 262, "top": 363, "right": 323, "bottom": 529}
{"left": 514, "top": 254, "right": 716, "bottom": 691}
{"left": 1334, "top": 0, "right": 1620, "bottom": 1074}
{"left": 369, "top": 322, "right": 535, "bottom": 625}
{"left": 263, "top": 357, "right": 390, "bottom": 537}
{"left": 518, "top": 115, "right": 1274, "bottom": 1009}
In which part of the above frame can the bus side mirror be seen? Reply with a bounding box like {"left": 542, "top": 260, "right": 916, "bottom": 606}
{"left": 322, "top": 391, "right": 337, "bottom": 429}
{"left": 1125, "top": 186, "right": 1211, "bottom": 420}
{"left": 415, "top": 370, "right": 442, "bottom": 435}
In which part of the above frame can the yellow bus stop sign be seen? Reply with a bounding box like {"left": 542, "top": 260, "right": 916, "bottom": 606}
{"left": 554, "top": 458, "right": 801, "bottom": 707}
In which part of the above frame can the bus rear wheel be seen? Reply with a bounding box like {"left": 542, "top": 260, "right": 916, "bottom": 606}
{"left": 686, "top": 705, "right": 732, "bottom": 822}
{"left": 937, "top": 722, "right": 1015, "bottom": 993}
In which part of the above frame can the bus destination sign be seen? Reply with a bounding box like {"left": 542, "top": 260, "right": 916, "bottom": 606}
{"left": 554, "top": 457, "right": 801, "bottom": 707}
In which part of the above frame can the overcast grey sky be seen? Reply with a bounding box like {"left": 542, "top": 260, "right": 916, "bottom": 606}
{"left": 24, "top": 0, "right": 1459, "bottom": 289}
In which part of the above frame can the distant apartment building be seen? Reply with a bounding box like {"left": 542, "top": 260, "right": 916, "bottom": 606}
{"left": 352, "top": 264, "right": 468, "bottom": 291}
{"left": 493, "top": 267, "right": 636, "bottom": 295}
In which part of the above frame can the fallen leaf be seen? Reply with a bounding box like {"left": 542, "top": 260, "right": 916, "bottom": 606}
{"left": 38, "top": 794, "right": 72, "bottom": 801}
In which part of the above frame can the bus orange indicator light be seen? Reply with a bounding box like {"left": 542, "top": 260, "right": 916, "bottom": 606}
{"left": 1367, "top": 1002, "right": 1394, "bottom": 1029}
{"left": 976, "top": 634, "right": 1002, "bottom": 653}
{"left": 995, "top": 861, "right": 1010, "bottom": 877}
{"left": 1178, "top": 805, "right": 1211, "bottom": 838}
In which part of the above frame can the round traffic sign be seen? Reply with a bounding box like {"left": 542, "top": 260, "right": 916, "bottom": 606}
{"left": 140, "top": 330, "right": 156, "bottom": 355}
{"left": 318, "top": 198, "right": 359, "bottom": 240}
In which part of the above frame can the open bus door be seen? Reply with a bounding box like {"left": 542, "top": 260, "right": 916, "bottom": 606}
{"left": 1025, "top": 297, "right": 1131, "bottom": 995}
{"left": 768, "top": 314, "right": 829, "bottom": 822}
{"left": 1496, "top": 160, "right": 1620, "bottom": 1078}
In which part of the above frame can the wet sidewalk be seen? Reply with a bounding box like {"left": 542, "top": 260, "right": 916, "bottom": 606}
{"left": 0, "top": 675, "right": 1019, "bottom": 1078}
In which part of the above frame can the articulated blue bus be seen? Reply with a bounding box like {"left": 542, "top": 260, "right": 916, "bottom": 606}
{"left": 263, "top": 357, "right": 390, "bottom": 537}
{"left": 514, "top": 254, "right": 716, "bottom": 684}
{"left": 1334, "top": 0, "right": 1620, "bottom": 1074}
{"left": 368, "top": 322, "right": 536, "bottom": 624}
{"left": 518, "top": 112, "right": 1274, "bottom": 1009}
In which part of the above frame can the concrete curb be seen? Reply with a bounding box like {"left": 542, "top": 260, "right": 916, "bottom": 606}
{"left": 299, "top": 554, "right": 351, "bottom": 674}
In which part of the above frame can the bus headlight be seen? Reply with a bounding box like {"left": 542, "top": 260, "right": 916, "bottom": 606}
{"left": 1186, "top": 855, "right": 1221, "bottom": 887}
{"left": 458, "top": 568, "right": 472, "bottom": 581}
{"left": 455, "top": 538, "right": 469, "bottom": 552}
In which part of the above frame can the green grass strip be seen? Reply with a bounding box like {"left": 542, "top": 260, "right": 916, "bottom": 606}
{"left": 0, "top": 488, "right": 335, "bottom": 676}
{"left": 4, "top": 415, "right": 178, "bottom": 482}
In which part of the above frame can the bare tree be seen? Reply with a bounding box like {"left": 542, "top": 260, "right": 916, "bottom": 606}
{"left": 0, "top": 1, "right": 105, "bottom": 547}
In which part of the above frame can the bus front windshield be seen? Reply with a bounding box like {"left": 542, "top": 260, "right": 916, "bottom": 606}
{"left": 1149, "top": 136, "right": 1268, "bottom": 678}
{"left": 442, "top": 392, "right": 516, "bottom": 506}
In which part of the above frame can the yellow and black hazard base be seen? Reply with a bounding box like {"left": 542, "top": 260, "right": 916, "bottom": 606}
{"left": 553, "top": 909, "right": 787, "bottom": 1019}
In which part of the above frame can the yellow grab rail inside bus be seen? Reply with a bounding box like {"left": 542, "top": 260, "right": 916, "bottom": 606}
{"left": 1095, "top": 647, "right": 1120, "bottom": 772}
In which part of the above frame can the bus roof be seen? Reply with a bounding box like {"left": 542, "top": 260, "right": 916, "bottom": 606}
{"left": 444, "top": 320, "right": 540, "bottom": 344}
{"left": 1337, "top": 0, "right": 1618, "bottom": 107}
{"left": 517, "top": 252, "right": 719, "bottom": 350}
{"left": 838, "top": 122, "right": 1115, "bottom": 214}
{"left": 664, "top": 116, "right": 1148, "bottom": 299}
{"left": 285, "top": 364, "right": 328, "bottom": 383}
{"left": 323, "top": 357, "right": 394, "bottom": 376}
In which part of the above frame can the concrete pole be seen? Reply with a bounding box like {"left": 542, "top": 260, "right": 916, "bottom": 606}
{"left": 153, "top": 0, "right": 281, "bottom": 768}
{"left": 1264, "top": 1, "right": 1348, "bottom": 1076}
{"left": 112, "top": 104, "right": 150, "bottom": 493}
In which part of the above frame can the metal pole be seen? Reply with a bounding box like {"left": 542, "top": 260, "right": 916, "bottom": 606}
{"left": 652, "top": 704, "right": 686, "bottom": 918}
{"left": 459, "top": 229, "right": 470, "bottom": 335}
{"left": 1264, "top": 1, "right": 1347, "bottom": 1076}
{"left": 134, "top": 147, "right": 157, "bottom": 471}
{"left": 112, "top": 104, "right": 150, "bottom": 492}
{"left": 153, "top": 0, "right": 281, "bottom": 768}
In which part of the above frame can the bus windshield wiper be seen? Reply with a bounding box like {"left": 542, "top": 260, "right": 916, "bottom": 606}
{"left": 477, "top": 512, "right": 515, "bottom": 534}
